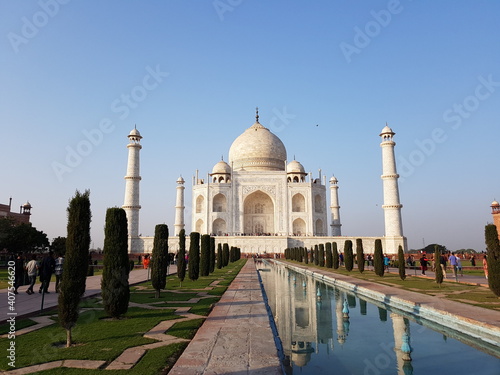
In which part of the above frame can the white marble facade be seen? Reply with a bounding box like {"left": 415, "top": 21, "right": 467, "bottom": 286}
{"left": 124, "top": 112, "right": 407, "bottom": 254}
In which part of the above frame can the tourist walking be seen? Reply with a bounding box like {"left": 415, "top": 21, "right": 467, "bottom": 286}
{"left": 39, "top": 251, "right": 55, "bottom": 293}
{"left": 483, "top": 254, "right": 488, "bottom": 280}
{"left": 456, "top": 255, "right": 463, "bottom": 276}
{"left": 384, "top": 254, "right": 390, "bottom": 272}
{"left": 25, "top": 254, "right": 39, "bottom": 295}
{"left": 448, "top": 252, "right": 458, "bottom": 277}
{"left": 439, "top": 253, "right": 448, "bottom": 278}
{"left": 470, "top": 255, "right": 476, "bottom": 267}
{"left": 420, "top": 253, "right": 428, "bottom": 275}
{"left": 55, "top": 253, "right": 64, "bottom": 293}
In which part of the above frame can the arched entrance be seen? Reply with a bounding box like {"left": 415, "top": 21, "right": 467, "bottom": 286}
{"left": 243, "top": 190, "right": 274, "bottom": 235}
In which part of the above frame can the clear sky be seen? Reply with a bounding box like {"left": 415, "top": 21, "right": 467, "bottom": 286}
{"left": 2, "top": 0, "right": 499, "bottom": 251}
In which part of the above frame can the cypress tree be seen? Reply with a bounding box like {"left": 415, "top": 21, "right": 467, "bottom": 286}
{"left": 319, "top": 244, "right": 325, "bottom": 267}
{"left": 58, "top": 190, "right": 91, "bottom": 347}
{"left": 344, "top": 240, "right": 354, "bottom": 271}
{"left": 216, "top": 243, "right": 223, "bottom": 269}
{"left": 304, "top": 247, "right": 309, "bottom": 264}
{"left": 374, "top": 239, "right": 384, "bottom": 277}
{"left": 398, "top": 245, "right": 406, "bottom": 281}
{"left": 101, "top": 207, "right": 130, "bottom": 319}
{"left": 310, "top": 246, "right": 314, "bottom": 264}
{"left": 314, "top": 245, "right": 319, "bottom": 266}
{"left": 485, "top": 224, "right": 500, "bottom": 296}
{"left": 200, "top": 234, "right": 210, "bottom": 276}
{"left": 151, "top": 224, "right": 169, "bottom": 298}
{"left": 332, "top": 242, "right": 339, "bottom": 269}
{"left": 356, "top": 238, "right": 365, "bottom": 273}
{"left": 434, "top": 245, "right": 443, "bottom": 286}
{"left": 209, "top": 237, "right": 216, "bottom": 274}
{"left": 325, "top": 242, "right": 333, "bottom": 268}
{"left": 188, "top": 232, "right": 200, "bottom": 281}
{"left": 223, "top": 243, "right": 230, "bottom": 267}
{"left": 177, "top": 229, "right": 187, "bottom": 287}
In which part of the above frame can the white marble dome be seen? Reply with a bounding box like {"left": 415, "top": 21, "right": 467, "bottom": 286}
{"left": 229, "top": 121, "right": 287, "bottom": 171}
{"left": 212, "top": 160, "right": 231, "bottom": 174}
{"left": 287, "top": 160, "right": 305, "bottom": 174}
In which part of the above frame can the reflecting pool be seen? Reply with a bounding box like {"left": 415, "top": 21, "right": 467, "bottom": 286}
{"left": 257, "top": 261, "right": 500, "bottom": 375}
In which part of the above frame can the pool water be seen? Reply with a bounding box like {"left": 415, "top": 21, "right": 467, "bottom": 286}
{"left": 257, "top": 262, "right": 500, "bottom": 375}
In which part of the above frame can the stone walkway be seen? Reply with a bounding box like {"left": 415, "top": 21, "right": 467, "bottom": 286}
{"left": 169, "top": 259, "right": 281, "bottom": 375}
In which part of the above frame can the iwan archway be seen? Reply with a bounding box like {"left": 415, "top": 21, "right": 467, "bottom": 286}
{"left": 243, "top": 190, "right": 275, "bottom": 235}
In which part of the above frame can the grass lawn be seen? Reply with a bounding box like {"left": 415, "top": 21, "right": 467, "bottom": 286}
{"left": 0, "top": 259, "right": 246, "bottom": 374}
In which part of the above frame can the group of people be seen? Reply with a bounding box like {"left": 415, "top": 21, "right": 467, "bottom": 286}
{"left": 417, "top": 251, "right": 488, "bottom": 279}
{"left": 12, "top": 251, "right": 64, "bottom": 295}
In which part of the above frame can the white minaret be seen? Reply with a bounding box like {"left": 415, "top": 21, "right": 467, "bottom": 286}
{"left": 329, "top": 176, "right": 342, "bottom": 236}
{"left": 380, "top": 125, "right": 403, "bottom": 240}
{"left": 174, "top": 176, "right": 185, "bottom": 236}
{"left": 123, "top": 127, "right": 142, "bottom": 247}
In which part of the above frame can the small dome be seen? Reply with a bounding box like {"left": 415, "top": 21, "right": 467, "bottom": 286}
{"left": 128, "top": 127, "right": 142, "bottom": 139}
{"left": 329, "top": 176, "right": 338, "bottom": 184}
{"left": 380, "top": 124, "right": 394, "bottom": 136}
{"left": 176, "top": 176, "right": 185, "bottom": 184}
{"left": 23, "top": 201, "right": 31, "bottom": 209}
{"left": 287, "top": 160, "right": 305, "bottom": 174}
{"left": 212, "top": 160, "right": 231, "bottom": 174}
{"left": 491, "top": 200, "right": 500, "bottom": 207}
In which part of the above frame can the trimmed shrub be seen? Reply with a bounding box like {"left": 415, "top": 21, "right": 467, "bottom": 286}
{"left": 177, "top": 229, "right": 187, "bottom": 286}
{"left": 485, "top": 224, "right": 500, "bottom": 296}
{"left": 374, "top": 239, "right": 384, "bottom": 277}
{"left": 101, "top": 207, "right": 130, "bottom": 319}
{"left": 344, "top": 240, "right": 353, "bottom": 271}
{"left": 398, "top": 245, "right": 406, "bottom": 281}
{"left": 356, "top": 238, "right": 365, "bottom": 273}
{"left": 216, "top": 243, "right": 223, "bottom": 269}
{"left": 434, "top": 245, "right": 443, "bottom": 285}
{"left": 314, "top": 245, "right": 319, "bottom": 266}
{"left": 319, "top": 244, "right": 325, "bottom": 267}
{"left": 332, "top": 242, "right": 339, "bottom": 269}
{"left": 223, "top": 243, "right": 229, "bottom": 267}
{"left": 188, "top": 232, "right": 200, "bottom": 281}
{"left": 210, "top": 237, "right": 216, "bottom": 274}
{"left": 200, "top": 234, "right": 210, "bottom": 277}
{"left": 58, "top": 190, "right": 91, "bottom": 347}
{"left": 151, "top": 224, "right": 169, "bottom": 298}
{"left": 325, "top": 243, "right": 333, "bottom": 268}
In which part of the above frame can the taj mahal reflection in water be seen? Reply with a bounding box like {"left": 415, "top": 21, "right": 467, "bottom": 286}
{"left": 257, "top": 261, "right": 499, "bottom": 375}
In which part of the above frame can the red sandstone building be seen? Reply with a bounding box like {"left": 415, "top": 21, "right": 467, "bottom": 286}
{"left": 0, "top": 198, "right": 32, "bottom": 224}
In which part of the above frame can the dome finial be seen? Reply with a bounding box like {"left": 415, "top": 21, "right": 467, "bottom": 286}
{"left": 255, "top": 107, "right": 259, "bottom": 123}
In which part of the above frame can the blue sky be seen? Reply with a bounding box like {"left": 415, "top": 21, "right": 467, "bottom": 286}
{"left": 1, "top": 0, "right": 499, "bottom": 251}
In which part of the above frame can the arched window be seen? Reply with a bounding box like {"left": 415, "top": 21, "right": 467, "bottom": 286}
{"left": 293, "top": 218, "right": 306, "bottom": 235}
{"left": 196, "top": 195, "right": 204, "bottom": 213}
{"left": 212, "top": 218, "right": 226, "bottom": 236}
{"left": 293, "top": 176, "right": 299, "bottom": 183}
{"left": 314, "top": 194, "right": 323, "bottom": 213}
{"left": 219, "top": 176, "right": 225, "bottom": 183}
{"left": 196, "top": 219, "right": 204, "bottom": 233}
{"left": 255, "top": 203, "right": 264, "bottom": 214}
{"left": 287, "top": 177, "right": 292, "bottom": 182}
{"left": 292, "top": 193, "right": 305, "bottom": 212}
{"left": 315, "top": 219, "right": 324, "bottom": 235}
{"left": 212, "top": 193, "right": 227, "bottom": 212}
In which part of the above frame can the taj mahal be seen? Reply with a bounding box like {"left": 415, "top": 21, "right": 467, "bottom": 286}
{"left": 122, "top": 109, "right": 406, "bottom": 254}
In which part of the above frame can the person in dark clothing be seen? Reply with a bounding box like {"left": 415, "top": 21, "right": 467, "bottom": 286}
{"left": 39, "top": 251, "right": 55, "bottom": 293}
{"left": 14, "top": 253, "right": 25, "bottom": 294}
{"left": 420, "top": 253, "right": 428, "bottom": 275}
